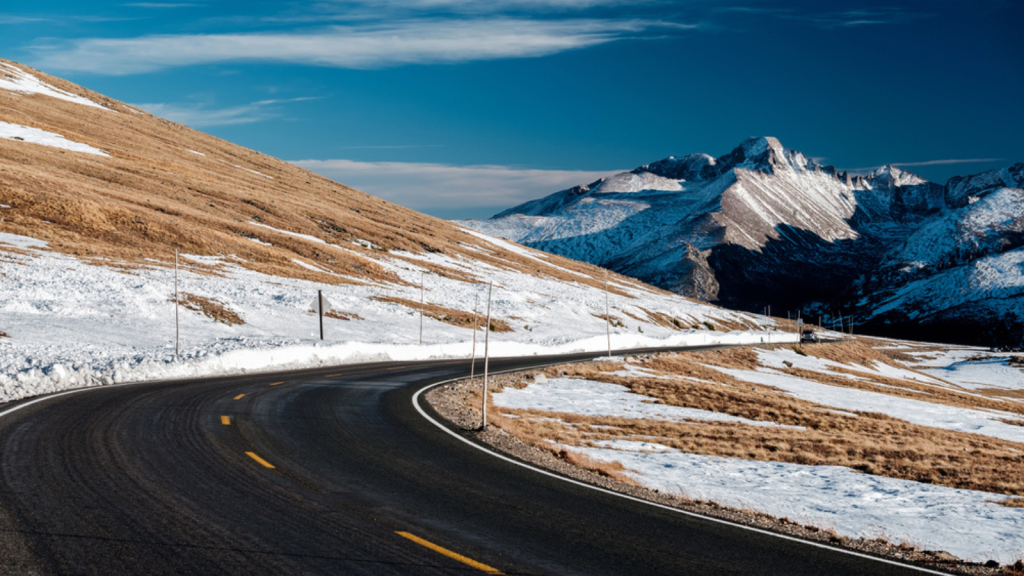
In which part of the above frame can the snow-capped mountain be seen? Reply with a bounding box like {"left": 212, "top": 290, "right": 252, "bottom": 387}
{"left": 464, "top": 137, "right": 1024, "bottom": 346}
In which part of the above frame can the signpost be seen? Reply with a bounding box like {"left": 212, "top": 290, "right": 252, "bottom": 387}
{"left": 310, "top": 291, "right": 333, "bottom": 340}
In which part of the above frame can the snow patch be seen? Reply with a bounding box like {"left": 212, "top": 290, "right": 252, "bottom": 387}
{"left": 493, "top": 377, "right": 800, "bottom": 428}
{"left": 570, "top": 440, "right": 1024, "bottom": 564}
{"left": 0, "top": 62, "right": 109, "bottom": 111}
{"left": 0, "top": 122, "right": 109, "bottom": 157}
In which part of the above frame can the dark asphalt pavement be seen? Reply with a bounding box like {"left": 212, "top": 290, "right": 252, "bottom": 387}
{"left": 0, "top": 347, "right": 948, "bottom": 575}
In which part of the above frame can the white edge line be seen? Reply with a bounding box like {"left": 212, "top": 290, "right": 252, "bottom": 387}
{"left": 0, "top": 385, "right": 118, "bottom": 419}
{"left": 411, "top": 368, "right": 954, "bottom": 576}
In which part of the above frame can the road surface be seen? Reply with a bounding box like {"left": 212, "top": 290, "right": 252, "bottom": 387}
{"left": 0, "top": 347, "right": 947, "bottom": 575}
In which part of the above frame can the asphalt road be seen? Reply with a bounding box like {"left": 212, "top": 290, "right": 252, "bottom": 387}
{"left": 0, "top": 346, "right": 949, "bottom": 575}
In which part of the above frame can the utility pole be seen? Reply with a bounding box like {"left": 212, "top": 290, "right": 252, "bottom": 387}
{"left": 318, "top": 289, "right": 324, "bottom": 340}
{"left": 419, "top": 271, "right": 424, "bottom": 344}
{"left": 605, "top": 269, "right": 611, "bottom": 357}
{"left": 481, "top": 281, "right": 493, "bottom": 430}
{"left": 174, "top": 249, "right": 180, "bottom": 357}
{"left": 471, "top": 293, "right": 479, "bottom": 381}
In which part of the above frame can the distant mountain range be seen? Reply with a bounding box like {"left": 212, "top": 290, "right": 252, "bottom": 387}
{"left": 463, "top": 137, "right": 1024, "bottom": 346}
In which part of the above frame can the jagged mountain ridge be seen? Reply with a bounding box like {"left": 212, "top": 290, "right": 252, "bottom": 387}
{"left": 464, "top": 137, "right": 1024, "bottom": 346}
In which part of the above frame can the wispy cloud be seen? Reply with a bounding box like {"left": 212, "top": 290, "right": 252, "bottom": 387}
{"left": 0, "top": 14, "right": 48, "bottom": 24}
{"left": 30, "top": 18, "right": 694, "bottom": 75}
{"left": 124, "top": 3, "right": 200, "bottom": 8}
{"left": 844, "top": 158, "right": 1005, "bottom": 175}
{"left": 291, "top": 158, "right": 619, "bottom": 217}
{"left": 890, "top": 158, "right": 1004, "bottom": 168}
{"left": 134, "top": 97, "right": 319, "bottom": 127}
{"left": 784, "top": 8, "right": 931, "bottom": 28}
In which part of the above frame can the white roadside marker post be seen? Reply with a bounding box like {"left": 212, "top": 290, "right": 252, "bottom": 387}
{"left": 174, "top": 249, "right": 180, "bottom": 358}
{"left": 471, "top": 293, "right": 479, "bottom": 381}
{"left": 419, "top": 271, "right": 424, "bottom": 345}
{"left": 481, "top": 281, "right": 493, "bottom": 431}
{"left": 605, "top": 270, "right": 611, "bottom": 358}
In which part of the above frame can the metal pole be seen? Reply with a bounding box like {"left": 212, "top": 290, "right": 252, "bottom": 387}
{"left": 605, "top": 270, "right": 611, "bottom": 358}
{"left": 481, "top": 281, "right": 493, "bottom": 430}
{"left": 471, "top": 293, "right": 479, "bottom": 381}
{"left": 174, "top": 249, "right": 179, "bottom": 357}
{"left": 419, "top": 271, "right": 424, "bottom": 344}
{"left": 318, "top": 289, "right": 324, "bottom": 340}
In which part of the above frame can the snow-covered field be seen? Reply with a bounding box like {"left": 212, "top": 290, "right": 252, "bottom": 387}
{"left": 0, "top": 230, "right": 789, "bottom": 403}
{"left": 494, "top": 376, "right": 800, "bottom": 429}
{"left": 490, "top": 345, "right": 1024, "bottom": 564}
{"left": 571, "top": 441, "right": 1024, "bottom": 564}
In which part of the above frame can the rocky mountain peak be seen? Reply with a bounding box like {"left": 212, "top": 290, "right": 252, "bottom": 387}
{"left": 867, "top": 165, "right": 928, "bottom": 188}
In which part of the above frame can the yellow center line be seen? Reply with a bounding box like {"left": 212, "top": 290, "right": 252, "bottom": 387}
{"left": 395, "top": 531, "right": 503, "bottom": 575}
{"left": 233, "top": 393, "right": 245, "bottom": 400}
{"left": 221, "top": 415, "right": 231, "bottom": 425}
{"left": 324, "top": 374, "right": 343, "bottom": 378}
{"left": 245, "top": 451, "right": 275, "bottom": 469}
{"left": 269, "top": 381, "right": 284, "bottom": 386}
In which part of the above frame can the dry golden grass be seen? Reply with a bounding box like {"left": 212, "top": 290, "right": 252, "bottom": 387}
{"left": 324, "top": 309, "right": 363, "bottom": 321}
{"left": 175, "top": 293, "right": 243, "bottom": 326}
{"left": 371, "top": 295, "right": 513, "bottom": 332}
{"left": 691, "top": 341, "right": 1024, "bottom": 416}
{"left": 1, "top": 58, "right": 734, "bottom": 307}
{"left": 476, "top": 342, "right": 1024, "bottom": 497}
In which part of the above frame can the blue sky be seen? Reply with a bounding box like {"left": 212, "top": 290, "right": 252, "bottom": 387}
{"left": 3, "top": 0, "right": 1022, "bottom": 218}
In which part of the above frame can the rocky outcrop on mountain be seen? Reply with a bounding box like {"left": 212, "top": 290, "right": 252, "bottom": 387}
{"left": 463, "top": 138, "right": 1024, "bottom": 346}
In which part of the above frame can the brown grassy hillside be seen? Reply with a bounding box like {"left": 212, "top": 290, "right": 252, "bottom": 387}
{"left": 0, "top": 58, "right": 695, "bottom": 303}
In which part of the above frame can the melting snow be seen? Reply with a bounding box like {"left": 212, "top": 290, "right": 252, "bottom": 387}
{"left": 0, "top": 121, "right": 109, "bottom": 157}
{"left": 492, "top": 377, "right": 800, "bottom": 428}
{"left": 570, "top": 440, "right": 1024, "bottom": 564}
{"left": 710, "top": 366, "right": 1024, "bottom": 443}
{"left": 0, "top": 62, "right": 109, "bottom": 111}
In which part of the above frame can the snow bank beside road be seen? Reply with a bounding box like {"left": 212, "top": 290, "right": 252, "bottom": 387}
{"left": 0, "top": 231, "right": 789, "bottom": 403}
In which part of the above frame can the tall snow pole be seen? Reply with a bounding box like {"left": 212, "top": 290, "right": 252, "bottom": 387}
{"left": 318, "top": 289, "right": 324, "bottom": 340}
{"left": 470, "top": 293, "right": 479, "bottom": 381}
{"left": 419, "top": 271, "right": 424, "bottom": 344}
{"left": 481, "top": 281, "right": 493, "bottom": 430}
{"left": 605, "top": 269, "right": 611, "bottom": 358}
{"left": 174, "top": 249, "right": 180, "bottom": 357}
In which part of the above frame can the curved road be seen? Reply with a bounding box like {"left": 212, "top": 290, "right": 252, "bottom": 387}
{"left": 0, "top": 347, "right": 947, "bottom": 575}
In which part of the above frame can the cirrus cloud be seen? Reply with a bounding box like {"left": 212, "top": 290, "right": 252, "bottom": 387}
{"left": 30, "top": 18, "right": 694, "bottom": 75}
